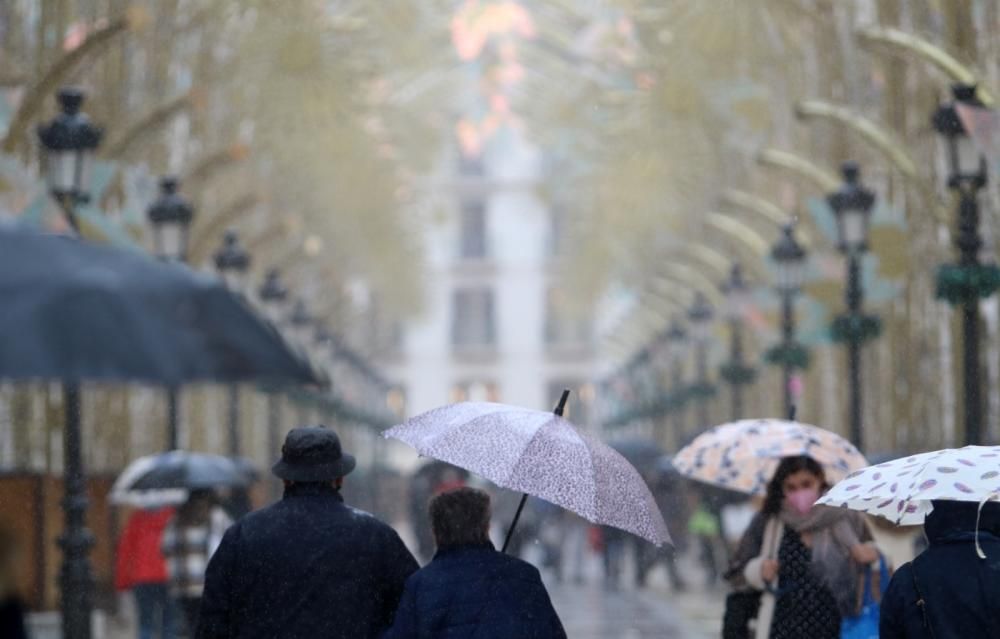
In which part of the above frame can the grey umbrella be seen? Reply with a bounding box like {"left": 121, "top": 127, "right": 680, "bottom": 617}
{"left": 384, "top": 391, "right": 671, "bottom": 548}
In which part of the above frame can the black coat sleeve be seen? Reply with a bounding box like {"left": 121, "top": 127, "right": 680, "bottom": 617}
{"left": 878, "top": 563, "right": 911, "bottom": 639}
{"left": 376, "top": 527, "right": 420, "bottom": 632}
{"left": 196, "top": 524, "right": 241, "bottom": 639}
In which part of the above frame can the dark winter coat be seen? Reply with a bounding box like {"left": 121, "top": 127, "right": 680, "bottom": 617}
{"left": 196, "top": 483, "right": 419, "bottom": 639}
{"left": 381, "top": 543, "right": 566, "bottom": 639}
{"left": 880, "top": 500, "right": 1000, "bottom": 639}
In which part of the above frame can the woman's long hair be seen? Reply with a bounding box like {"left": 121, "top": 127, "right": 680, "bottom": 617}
{"left": 761, "top": 455, "right": 826, "bottom": 516}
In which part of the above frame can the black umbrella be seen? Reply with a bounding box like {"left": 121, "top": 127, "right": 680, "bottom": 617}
{"left": 0, "top": 224, "right": 319, "bottom": 639}
{"left": 0, "top": 224, "right": 317, "bottom": 384}
{"left": 124, "top": 451, "right": 249, "bottom": 491}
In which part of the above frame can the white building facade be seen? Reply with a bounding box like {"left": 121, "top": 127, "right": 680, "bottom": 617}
{"left": 380, "top": 126, "right": 599, "bottom": 469}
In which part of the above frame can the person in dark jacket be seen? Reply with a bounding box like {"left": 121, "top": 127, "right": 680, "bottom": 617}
{"left": 383, "top": 487, "right": 566, "bottom": 639}
{"left": 880, "top": 499, "right": 1000, "bottom": 638}
{"left": 197, "top": 426, "right": 419, "bottom": 639}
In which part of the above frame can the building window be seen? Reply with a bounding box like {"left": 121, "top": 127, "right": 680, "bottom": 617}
{"left": 459, "top": 200, "right": 488, "bottom": 259}
{"left": 451, "top": 288, "right": 496, "bottom": 349}
{"left": 544, "top": 287, "right": 592, "bottom": 347}
{"left": 449, "top": 381, "right": 500, "bottom": 404}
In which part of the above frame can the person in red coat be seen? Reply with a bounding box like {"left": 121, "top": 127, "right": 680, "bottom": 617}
{"left": 116, "top": 507, "right": 178, "bottom": 639}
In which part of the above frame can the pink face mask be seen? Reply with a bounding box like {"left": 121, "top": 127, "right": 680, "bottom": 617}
{"left": 786, "top": 487, "right": 819, "bottom": 515}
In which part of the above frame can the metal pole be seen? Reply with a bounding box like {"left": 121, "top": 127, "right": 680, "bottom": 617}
{"left": 730, "top": 318, "right": 745, "bottom": 420}
{"left": 166, "top": 387, "right": 179, "bottom": 450}
{"left": 227, "top": 384, "right": 240, "bottom": 457}
{"left": 671, "top": 362, "right": 685, "bottom": 442}
{"left": 60, "top": 382, "right": 94, "bottom": 639}
{"left": 267, "top": 392, "right": 282, "bottom": 501}
{"left": 781, "top": 292, "right": 795, "bottom": 416}
{"left": 846, "top": 253, "right": 864, "bottom": 450}
{"left": 696, "top": 341, "right": 709, "bottom": 430}
{"left": 957, "top": 189, "right": 983, "bottom": 445}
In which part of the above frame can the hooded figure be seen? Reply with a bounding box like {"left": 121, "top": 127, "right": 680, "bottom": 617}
{"left": 879, "top": 499, "right": 1000, "bottom": 638}
{"left": 197, "top": 426, "right": 419, "bottom": 639}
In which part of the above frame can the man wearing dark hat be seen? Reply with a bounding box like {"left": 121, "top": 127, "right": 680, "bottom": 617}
{"left": 197, "top": 427, "right": 419, "bottom": 639}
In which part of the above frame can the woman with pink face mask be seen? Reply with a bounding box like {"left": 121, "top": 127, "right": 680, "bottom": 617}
{"left": 723, "top": 455, "right": 879, "bottom": 639}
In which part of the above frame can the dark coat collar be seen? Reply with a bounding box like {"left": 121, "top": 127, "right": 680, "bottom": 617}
{"left": 432, "top": 541, "right": 496, "bottom": 560}
{"left": 282, "top": 482, "right": 344, "bottom": 501}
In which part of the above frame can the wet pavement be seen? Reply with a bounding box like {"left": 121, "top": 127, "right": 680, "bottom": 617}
{"left": 542, "top": 550, "right": 724, "bottom": 638}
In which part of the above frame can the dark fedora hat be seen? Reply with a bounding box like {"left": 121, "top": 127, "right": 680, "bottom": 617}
{"left": 272, "top": 426, "right": 356, "bottom": 482}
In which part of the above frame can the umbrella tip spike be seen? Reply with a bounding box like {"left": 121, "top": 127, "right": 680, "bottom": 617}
{"left": 554, "top": 389, "right": 571, "bottom": 417}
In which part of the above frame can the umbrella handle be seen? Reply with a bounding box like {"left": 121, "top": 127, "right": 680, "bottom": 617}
{"left": 501, "top": 390, "right": 570, "bottom": 554}
{"left": 501, "top": 493, "right": 528, "bottom": 554}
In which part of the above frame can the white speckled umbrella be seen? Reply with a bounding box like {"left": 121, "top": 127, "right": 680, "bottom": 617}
{"left": 383, "top": 392, "right": 671, "bottom": 547}
{"left": 818, "top": 446, "right": 1000, "bottom": 526}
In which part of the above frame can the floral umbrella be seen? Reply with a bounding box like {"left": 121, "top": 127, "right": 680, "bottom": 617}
{"left": 673, "top": 418, "right": 868, "bottom": 495}
{"left": 817, "top": 445, "right": 1000, "bottom": 526}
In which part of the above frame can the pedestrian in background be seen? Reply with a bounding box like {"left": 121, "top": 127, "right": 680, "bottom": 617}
{"left": 879, "top": 499, "right": 1000, "bottom": 638}
{"left": 725, "top": 455, "right": 878, "bottom": 639}
{"left": 197, "top": 426, "right": 418, "bottom": 639}
{"left": 383, "top": 487, "right": 566, "bottom": 639}
{"left": 116, "top": 505, "right": 178, "bottom": 639}
{"left": 0, "top": 523, "right": 27, "bottom": 639}
{"left": 161, "top": 489, "right": 231, "bottom": 635}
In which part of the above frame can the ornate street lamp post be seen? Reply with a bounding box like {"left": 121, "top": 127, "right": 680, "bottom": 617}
{"left": 720, "top": 264, "right": 756, "bottom": 420}
{"left": 932, "top": 84, "right": 995, "bottom": 445}
{"left": 767, "top": 224, "right": 809, "bottom": 417}
{"left": 258, "top": 269, "right": 288, "bottom": 500}
{"left": 665, "top": 317, "right": 688, "bottom": 440}
{"left": 146, "top": 176, "right": 194, "bottom": 263}
{"left": 289, "top": 299, "right": 313, "bottom": 424}
{"left": 147, "top": 177, "right": 195, "bottom": 451}
{"left": 687, "top": 292, "right": 715, "bottom": 432}
{"left": 827, "top": 162, "right": 879, "bottom": 451}
{"left": 37, "top": 87, "right": 103, "bottom": 233}
{"left": 37, "top": 87, "right": 103, "bottom": 639}
{"left": 214, "top": 231, "right": 251, "bottom": 458}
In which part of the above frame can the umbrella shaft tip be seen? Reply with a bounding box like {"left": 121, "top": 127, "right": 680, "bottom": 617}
{"left": 554, "top": 389, "right": 571, "bottom": 416}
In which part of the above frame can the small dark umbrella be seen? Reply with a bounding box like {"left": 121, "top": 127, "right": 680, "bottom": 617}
{"left": 124, "top": 451, "right": 249, "bottom": 491}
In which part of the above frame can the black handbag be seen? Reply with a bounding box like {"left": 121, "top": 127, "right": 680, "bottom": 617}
{"left": 722, "top": 590, "right": 762, "bottom": 639}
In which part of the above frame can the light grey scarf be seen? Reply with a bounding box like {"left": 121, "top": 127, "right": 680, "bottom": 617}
{"left": 780, "top": 503, "right": 871, "bottom": 617}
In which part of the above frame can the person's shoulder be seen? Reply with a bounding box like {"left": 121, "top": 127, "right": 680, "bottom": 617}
{"left": 344, "top": 505, "right": 398, "bottom": 532}
{"left": 489, "top": 551, "right": 544, "bottom": 582}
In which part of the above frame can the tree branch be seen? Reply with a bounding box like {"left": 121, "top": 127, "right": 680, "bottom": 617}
{"left": 103, "top": 91, "right": 192, "bottom": 158}
{"left": 1, "top": 13, "right": 138, "bottom": 153}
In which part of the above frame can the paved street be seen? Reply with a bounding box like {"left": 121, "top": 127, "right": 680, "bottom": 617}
{"left": 548, "top": 581, "right": 721, "bottom": 638}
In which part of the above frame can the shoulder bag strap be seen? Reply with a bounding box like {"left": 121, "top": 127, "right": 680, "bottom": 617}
{"left": 910, "top": 556, "right": 937, "bottom": 639}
